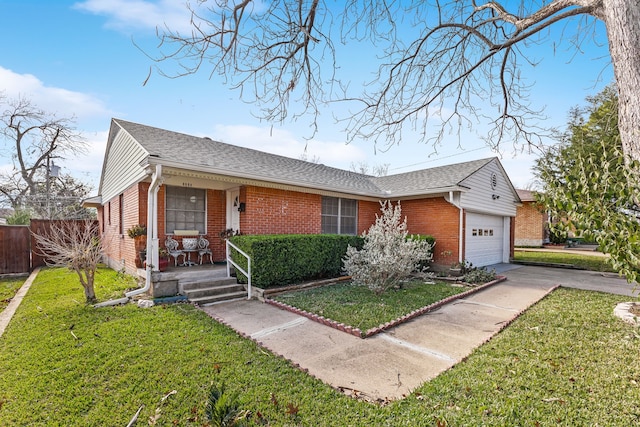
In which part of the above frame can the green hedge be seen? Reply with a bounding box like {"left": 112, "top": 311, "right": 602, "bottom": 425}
{"left": 409, "top": 234, "right": 436, "bottom": 270}
{"left": 228, "top": 234, "right": 364, "bottom": 288}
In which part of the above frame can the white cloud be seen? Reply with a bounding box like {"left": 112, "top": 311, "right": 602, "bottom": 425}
{"left": 74, "top": 0, "right": 201, "bottom": 34}
{"left": 0, "top": 66, "right": 110, "bottom": 119}
{"left": 0, "top": 67, "right": 111, "bottom": 191}
{"left": 212, "top": 124, "right": 366, "bottom": 169}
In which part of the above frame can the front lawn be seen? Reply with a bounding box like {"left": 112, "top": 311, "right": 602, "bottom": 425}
{"left": 514, "top": 249, "right": 615, "bottom": 272}
{"left": 272, "top": 280, "right": 470, "bottom": 332}
{"left": 1, "top": 267, "right": 640, "bottom": 425}
{"left": 0, "top": 276, "right": 26, "bottom": 313}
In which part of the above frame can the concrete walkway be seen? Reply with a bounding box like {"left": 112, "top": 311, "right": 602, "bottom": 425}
{"left": 201, "top": 265, "right": 638, "bottom": 402}
{"left": 0, "top": 268, "right": 40, "bottom": 338}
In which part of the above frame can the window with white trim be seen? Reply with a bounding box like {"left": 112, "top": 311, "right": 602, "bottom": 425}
{"left": 165, "top": 186, "right": 206, "bottom": 234}
{"left": 321, "top": 196, "right": 357, "bottom": 235}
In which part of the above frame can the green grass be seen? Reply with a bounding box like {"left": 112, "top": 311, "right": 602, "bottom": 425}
{"left": 273, "top": 280, "right": 469, "bottom": 332}
{"left": 0, "top": 276, "right": 26, "bottom": 313}
{"left": 2, "top": 267, "right": 640, "bottom": 425}
{"left": 514, "top": 249, "right": 616, "bottom": 272}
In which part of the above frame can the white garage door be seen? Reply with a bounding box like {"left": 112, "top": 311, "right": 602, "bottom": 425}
{"left": 465, "top": 213, "right": 505, "bottom": 267}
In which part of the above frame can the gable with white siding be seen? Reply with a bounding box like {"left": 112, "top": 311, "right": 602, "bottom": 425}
{"left": 459, "top": 158, "right": 519, "bottom": 217}
{"left": 99, "top": 122, "right": 153, "bottom": 204}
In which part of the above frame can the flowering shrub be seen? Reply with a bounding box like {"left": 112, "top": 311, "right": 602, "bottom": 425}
{"left": 343, "top": 200, "right": 433, "bottom": 294}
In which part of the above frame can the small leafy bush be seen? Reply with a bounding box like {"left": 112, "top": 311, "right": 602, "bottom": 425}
{"left": 463, "top": 266, "right": 497, "bottom": 285}
{"left": 548, "top": 226, "right": 567, "bottom": 244}
{"left": 343, "top": 201, "right": 433, "bottom": 294}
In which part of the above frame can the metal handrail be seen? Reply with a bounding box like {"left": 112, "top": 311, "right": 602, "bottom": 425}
{"left": 225, "top": 239, "right": 251, "bottom": 300}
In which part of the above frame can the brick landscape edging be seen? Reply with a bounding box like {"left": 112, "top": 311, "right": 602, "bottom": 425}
{"left": 265, "top": 276, "right": 507, "bottom": 338}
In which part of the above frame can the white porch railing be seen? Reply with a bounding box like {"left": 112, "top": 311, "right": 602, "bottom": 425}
{"left": 225, "top": 239, "right": 251, "bottom": 300}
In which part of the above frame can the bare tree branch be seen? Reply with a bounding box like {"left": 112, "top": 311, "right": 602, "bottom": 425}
{"left": 148, "top": 1, "right": 639, "bottom": 161}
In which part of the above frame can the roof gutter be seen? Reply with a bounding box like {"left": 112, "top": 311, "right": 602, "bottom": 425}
{"left": 126, "top": 164, "right": 162, "bottom": 298}
{"left": 445, "top": 191, "right": 464, "bottom": 264}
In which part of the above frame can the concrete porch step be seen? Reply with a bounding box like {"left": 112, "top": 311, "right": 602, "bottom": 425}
{"left": 184, "top": 283, "right": 246, "bottom": 299}
{"left": 189, "top": 290, "right": 248, "bottom": 306}
{"left": 182, "top": 276, "right": 247, "bottom": 305}
{"left": 181, "top": 277, "right": 238, "bottom": 292}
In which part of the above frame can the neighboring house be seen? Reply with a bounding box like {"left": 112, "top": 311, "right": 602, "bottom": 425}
{"left": 514, "top": 189, "right": 548, "bottom": 247}
{"left": 85, "top": 118, "right": 521, "bottom": 280}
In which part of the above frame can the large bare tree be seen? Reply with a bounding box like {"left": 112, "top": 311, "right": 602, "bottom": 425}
{"left": 151, "top": 1, "right": 638, "bottom": 160}
{"left": 0, "top": 95, "right": 90, "bottom": 217}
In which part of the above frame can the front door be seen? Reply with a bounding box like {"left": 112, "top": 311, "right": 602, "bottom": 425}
{"left": 226, "top": 188, "right": 240, "bottom": 233}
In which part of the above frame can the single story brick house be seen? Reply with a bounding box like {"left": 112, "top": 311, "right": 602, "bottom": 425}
{"left": 85, "top": 118, "right": 521, "bottom": 282}
{"left": 514, "top": 189, "right": 548, "bottom": 247}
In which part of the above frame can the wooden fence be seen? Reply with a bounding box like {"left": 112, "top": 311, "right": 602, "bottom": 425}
{"left": 0, "top": 219, "right": 99, "bottom": 275}
{"left": 0, "top": 225, "right": 30, "bottom": 274}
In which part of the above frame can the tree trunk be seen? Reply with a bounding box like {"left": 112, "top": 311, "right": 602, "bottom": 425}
{"left": 84, "top": 285, "right": 97, "bottom": 304}
{"left": 601, "top": 0, "right": 640, "bottom": 163}
{"left": 74, "top": 267, "right": 97, "bottom": 304}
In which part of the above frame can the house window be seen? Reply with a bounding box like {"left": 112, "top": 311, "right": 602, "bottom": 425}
{"left": 165, "top": 186, "right": 206, "bottom": 234}
{"left": 119, "top": 194, "right": 124, "bottom": 235}
{"left": 321, "top": 196, "right": 357, "bottom": 235}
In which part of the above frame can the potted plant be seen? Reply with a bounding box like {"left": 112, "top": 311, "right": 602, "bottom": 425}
{"left": 449, "top": 262, "right": 463, "bottom": 276}
{"left": 127, "top": 224, "right": 147, "bottom": 268}
{"left": 158, "top": 248, "right": 169, "bottom": 272}
{"left": 219, "top": 228, "right": 241, "bottom": 240}
{"left": 144, "top": 248, "right": 170, "bottom": 272}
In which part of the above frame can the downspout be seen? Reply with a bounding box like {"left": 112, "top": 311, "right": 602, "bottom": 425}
{"left": 446, "top": 191, "right": 464, "bottom": 264}
{"left": 126, "top": 164, "right": 162, "bottom": 298}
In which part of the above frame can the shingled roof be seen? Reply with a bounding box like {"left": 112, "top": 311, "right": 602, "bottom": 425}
{"left": 114, "top": 118, "right": 498, "bottom": 198}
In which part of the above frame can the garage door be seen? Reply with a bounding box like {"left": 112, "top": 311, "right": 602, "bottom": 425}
{"left": 465, "top": 213, "right": 505, "bottom": 267}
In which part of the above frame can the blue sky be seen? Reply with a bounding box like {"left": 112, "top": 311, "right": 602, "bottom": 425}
{"left": 0, "top": 1, "right": 614, "bottom": 192}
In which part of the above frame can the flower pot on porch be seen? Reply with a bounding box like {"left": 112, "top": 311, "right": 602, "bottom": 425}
{"left": 135, "top": 250, "right": 147, "bottom": 268}
{"left": 158, "top": 257, "right": 169, "bottom": 272}
{"left": 133, "top": 234, "right": 147, "bottom": 268}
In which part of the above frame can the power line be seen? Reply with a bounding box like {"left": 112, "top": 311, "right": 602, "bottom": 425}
{"left": 389, "top": 146, "right": 487, "bottom": 172}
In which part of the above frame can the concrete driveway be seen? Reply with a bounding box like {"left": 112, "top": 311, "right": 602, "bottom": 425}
{"left": 200, "top": 265, "right": 638, "bottom": 402}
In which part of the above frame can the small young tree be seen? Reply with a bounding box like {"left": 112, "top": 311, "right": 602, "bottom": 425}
{"left": 343, "top": 201, "right": 433, "bottom": 294}
{"left": 5, "top": 208, "right": 31, "bottom": 225}
{"left": 32, "top": 220, "right": 102, "bottom": 304}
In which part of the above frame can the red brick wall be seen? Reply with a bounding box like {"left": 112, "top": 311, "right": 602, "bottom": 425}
{"left": 240, "top": 186, "right": 321, "bottom": 234}
{"left": 400, "top": 198, "right": 461, "bottom": 265}
{"left": 100, "top": 182, "right": 146, "bottom": 273}
{"left": 515, "top": 201, "right": 547, "bottom": 246}
{"left": 353, "top": 198, "right": 461, "bottom": 266}
{"left": 100, "top": 182, "right": 469, "bottom": 271}
{"left": 357, "top": 200, "right": 381, "bottom": 235}
{"left": 206, "top": 189, "right": 227, "bottom": 261}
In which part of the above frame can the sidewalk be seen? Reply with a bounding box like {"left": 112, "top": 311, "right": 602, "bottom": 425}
{"left": 202, "top": 264, "right": 635, "bottom": 402}
{"left": 0, "top": 268, "right": 39, "bottom": 338}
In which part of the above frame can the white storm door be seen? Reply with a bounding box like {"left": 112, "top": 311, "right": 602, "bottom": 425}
{"left": 226, "top": 189, "right": 240, "bottom": 232}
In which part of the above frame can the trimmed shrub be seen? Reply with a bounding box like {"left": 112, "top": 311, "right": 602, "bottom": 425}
{"left": 228, "top": 234, "right": 364, "bottom": 288}
{"left": 409, "top": 234, "right": 436, "bottom": 271}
